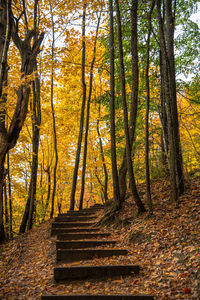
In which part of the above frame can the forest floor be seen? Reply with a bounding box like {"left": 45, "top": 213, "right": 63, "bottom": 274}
{"left": 0, "top": 176, "right": 199, "bottom": 299}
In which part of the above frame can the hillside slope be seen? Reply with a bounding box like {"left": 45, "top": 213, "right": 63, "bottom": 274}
{"left": 0, "top": 177, "right": 199, "bottom": 299}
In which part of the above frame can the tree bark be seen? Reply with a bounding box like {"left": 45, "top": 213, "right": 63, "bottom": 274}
{"left": 165, "top": 0, "right": 184, "bottom": 196}
{"left": 118, "top": 0, "right": 139, "bottom": 202}
{"left": 19, "top": 0, "right": 42, "bottom": 231}
{"left": 3, "top": 178, "right": 8, "bottom": 238}
{"left": 109, "top": 0, "right": 121, "bottom": 209}
{"left": 49, "top": 3, "right": 58, "bottom": 218}
{"left": 0, "top": 167, "right": 5, "bottom": 242}
{"left": 0, "top": 0, "right": 12, "bottom": 243}
{"left": 7, "top": 152, "right": 12, "bottom": 238}
{"left": 159, "top": 49, "right": 169, "bottom": 169}
{"left": 79, "top": 13, "right": 101, "bottom": 210}
{"left": 96, "top": 103, "right": 108, "bottom": 203}
{"left": 40, "top": 139, "right": 53, "bottom": 221}
{"left": 145, "top": 0, "right": 155, "bottom": 215}
{"left": 27, "top": 72, "right": 41, "bottom": 230}
{"left": 115, "top": 0, "right": 146, "bottom": 213}
{"left": 157, "top": 0, "right": 184, "bottom": 203}
{"left": 42, "top": 166, "right": 51, "bottom": 218}
{"left": 70, "top": 2, "right": 87, "bottom": 211}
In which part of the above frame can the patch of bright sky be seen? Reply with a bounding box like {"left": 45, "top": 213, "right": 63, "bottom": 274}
{"left": 190, "top": 2, "right": 200, "bottom": 28}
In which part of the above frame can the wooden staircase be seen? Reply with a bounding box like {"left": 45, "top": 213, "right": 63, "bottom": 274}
{"left": 41, "top": 204, "right": 154, "bottom": 299}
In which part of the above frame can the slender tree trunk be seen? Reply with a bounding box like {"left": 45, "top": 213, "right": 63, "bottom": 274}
{"left": 27, "top": 76, "right": 41, "bottom": 230}
{"left": 157, "top": 0, "right": 184, "bottom": 203}
{"left": 165, "top": 0, "right": 184, "bottom": 195}
{"left": 7, "top": 152, "right": 12, "bottom": 238}
{"left": 96, "top": 103, "right": 108, "bottom": 202}
{"left": 0, "top": 0, "right": 11, "bottom": 243}
{"left": 40, "top": 164, "right": 44, "bottom": 209}
{"left": 49, "top": 3, "right": 58, "bottom": 218}
{"left": 159, "top": 49, "right": 169, "bottom": 168}
{"left": 3, "top": 178, "right": 9, "bottom": 238}
{"left": 70, "top": 2, "right": 87, "bottom": 211}
{"left": 40, "top": 140, "right": 52, "bottom": 221}
{"left": 145, "top": 0, "right": 155, "bottom": 215}
{"left": 109, "top": 0, "right": 121, "bottom": 209}
{"left": 0, "top": 166, "right": 5, "bottom": 242}
{"left": 157, "top": 0, "right": 177, "bottom": 202}
{"left": 79, "top": 13, "right": 101, "bottom": 210}
{"left": 20, "top": 0, "right": 43, "bottom": 232}
{"left": 42, "top": 167, "right": 51, "bottom": 220}
{"left": 118, "top": 0, "right": 139, "bottom": 202}
{"left": 21, "top": 72, "right": 41, "bottom": 232}
{"left": 115, "top": 0, "right": 146, "bottom": 213}
{"left": 26, "top": 0, "right": 41, "bottom": 230}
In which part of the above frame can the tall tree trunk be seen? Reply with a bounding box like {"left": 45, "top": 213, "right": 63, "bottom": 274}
{"left": 109, "top": 0, "right": 121, "bottom": 209}
{"left": 3, "top": 178, "right": 9, "bottom": 238}
{"left": 96, "top": 103, "right": 108, "bottom": 203}
{"left": 165, "top": 0, "right": 184, "bottom": 196}
{"left": 145, "top": 0, "right": 155, "bottom": 215}
{"left": 40, "top": 163, "right": 44, "bottom": 211}
{"left": 19, "top": 0, "right": 41, "bottom": 231}
{"left": 1, "top": 13, "right": 44, "bottom": 239}
{"left": 7, "top": 152, "right": 12, "bottom": 238}
{"left": 79, "top": 13, "right": 101, "bottom": 210}
{"left": 157, "top": 0, "right": 184, "bottom": 203}
{"left": 0, "top": 0, "right": 11, "bottom": 243}
{"left": 20, "top": 81, "right": 41, "bottom": 232}
{"left": 49, "top": 3, "right": 58, "bottom": 218}
{"left": 159, "top": 49, "right": 169, "bottom": 169}
{"left": 118, "top": 0, "right": 139, "bottom": 202}
{"left": 40, "top": 139, "right": 52, "bottom": 221}
{"left": 115, "top": 0, "right": 146, "bottom": 213}
{"left": 0, "top": 168, "right": 5, "bottom": 242}
{"left": 70, "top": 2, "right": 87, "bottom": 211}
{"left": 27, "top": 74, "right": 41, "bottom": 230}
{"left": 42, "top": 167, "right": 51, "bottom": 220}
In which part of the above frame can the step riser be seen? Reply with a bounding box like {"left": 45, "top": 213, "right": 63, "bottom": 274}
{"left": 54, "top": 265, "right": 140, "bottom": 281}
{"left": 52, "top": 223, "right": 95, "bottom": 229}
{"left": 56, "top": 240, "right": 116, "bottom": 249}
{"left": 59, "top": 212, "right": 95, "bottom": 216}
{"left": 58, "top": 208, "right": 103, "bottom": 216}
{"left": 54, "top": 217, "right": 96, "bottom": 222}
{"left": 76, "top": 208, "right": 104, "bottom": 212}
{"left": 51, "top": 228, "right": 100, "bottom": 236}
{"left": 42, "top": 295, "right": 154, "bottom": 299}
{"left": 56, "top": 249, "right": 128, "bottom": 262}
{"left": 57, "top": 233, "right": 110, "bottom": 240}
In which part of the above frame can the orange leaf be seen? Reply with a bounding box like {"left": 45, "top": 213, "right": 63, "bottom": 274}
{"left": 183, "top": 287, "right": 192, "bottom": 294}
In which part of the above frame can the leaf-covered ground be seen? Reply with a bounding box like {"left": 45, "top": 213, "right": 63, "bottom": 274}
{"left": 0, "top": 177, "right": 199, "bottom": 299}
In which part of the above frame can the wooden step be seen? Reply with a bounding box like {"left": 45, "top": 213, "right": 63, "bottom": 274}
{"left": 52, "top": 222, "right": 96, "bottom": 229}
{"left": 54, "top": 216, "right": 96, "bottom": 222}
{"left": 80, "top": 207, "right": 104, "bottom": 211}
{"left": 59, "top": 211, "right": 96, "bottom": 216}
{"left": 57, "top": 233, "right": 110, "bottom": 240}
{"left": 56, "top": 249, "right": 128, "bottom": 262}
{"left": 51, "top": 228, "right": 100, "bottom": 236}
{"left": 42, "top": 295, "right": 155, "bottom": 299}
{"left": 56, "top": 240, "right": 116, "bottom": 249}
{"left": 54, "top": 264, "right": 140, "bottom": 281}
{"left": 88, "top": 206, "right": 104, "bottom": 210}
{"left": 66, "top": 207, "right": 103, "bottom": 213}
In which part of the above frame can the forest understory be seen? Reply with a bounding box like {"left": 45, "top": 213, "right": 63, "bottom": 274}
{"left": 0, "top": 176, "right": 199, "bottom": 300}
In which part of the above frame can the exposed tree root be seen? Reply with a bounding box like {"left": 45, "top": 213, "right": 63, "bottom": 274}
{"left": 96, "top": 200, "right": 121, "bottom": 227}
